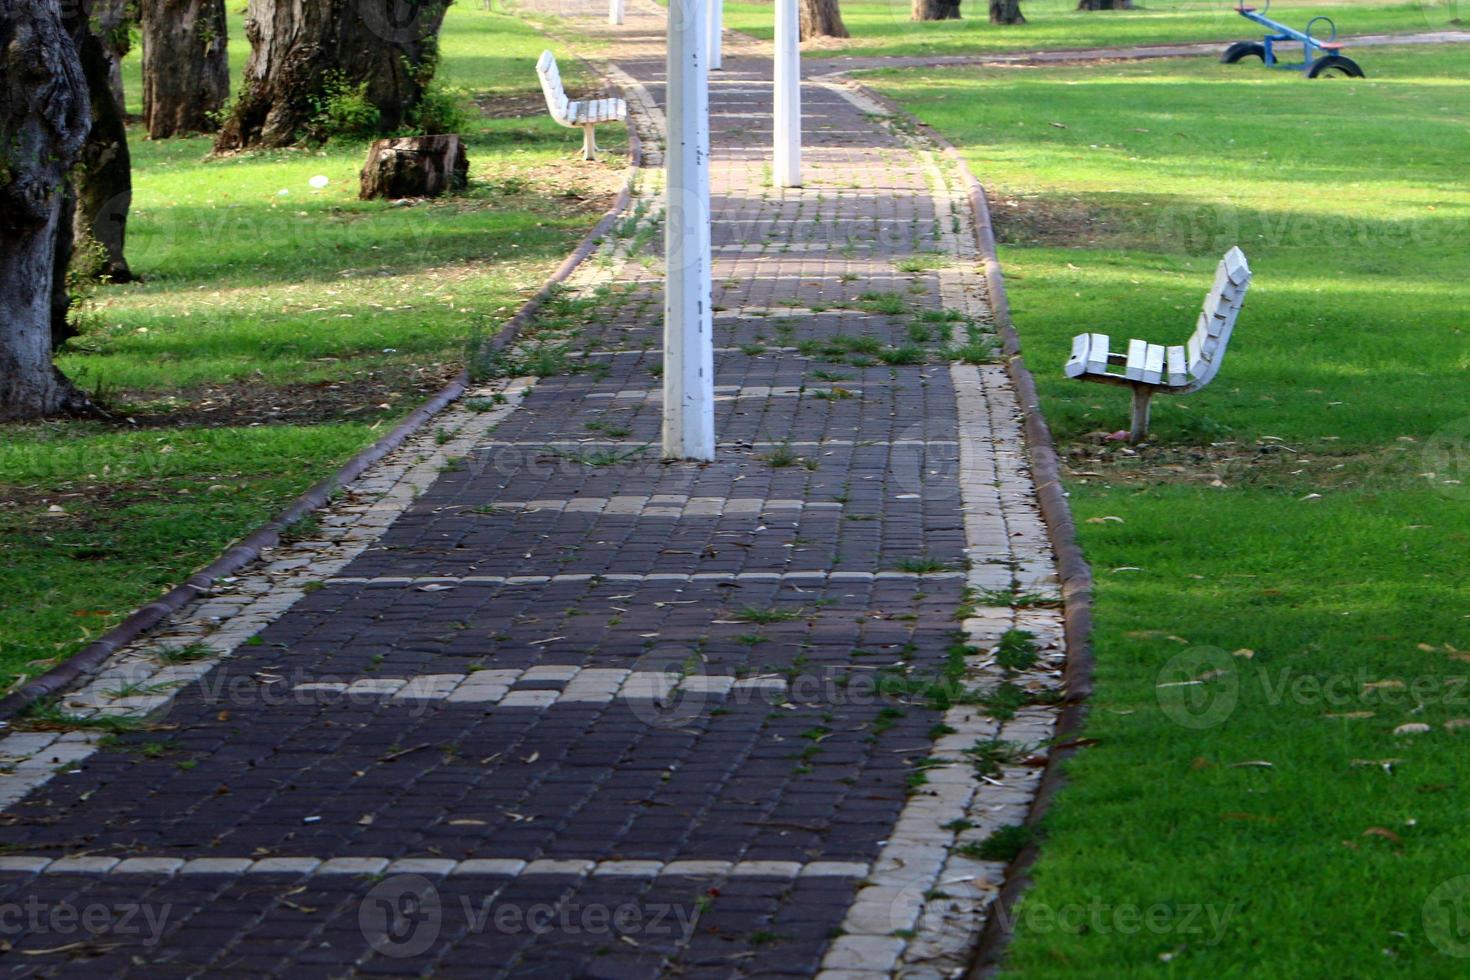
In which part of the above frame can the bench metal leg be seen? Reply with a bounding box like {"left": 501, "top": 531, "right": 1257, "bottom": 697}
{"left": 582, "top": 126, "right": 597, "bottom": 161}
{"left": 1130, "top": 386, "right": 1153, "bottom": 444}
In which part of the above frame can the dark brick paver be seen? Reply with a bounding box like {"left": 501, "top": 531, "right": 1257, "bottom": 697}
{"left": 0, "top": 5, "right": 1049, "bottom": 977}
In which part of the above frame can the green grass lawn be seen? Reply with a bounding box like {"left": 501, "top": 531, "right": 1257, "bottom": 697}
{"left": 724, "top": 0, "right": 1462, "bottom": 57}
{"left": 872, "top": 45, "right": 1470, "bottom": 976}
{"left": 0, "top": 7, "right": 625, "bottom": 687}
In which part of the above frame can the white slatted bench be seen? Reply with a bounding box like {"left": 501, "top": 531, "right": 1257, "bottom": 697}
{"left": 1065, "top": 246, "right": 1252, "bottom": 443}
{"left": 537, "top": 51, "right": 627, "bottom": 161}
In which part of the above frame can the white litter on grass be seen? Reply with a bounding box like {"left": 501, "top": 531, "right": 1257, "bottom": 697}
{"left": 309, "top": 175, "right": 330, "bottom": 189}
{"left": 277, "top": 189, "right": 290, "bottom": 196}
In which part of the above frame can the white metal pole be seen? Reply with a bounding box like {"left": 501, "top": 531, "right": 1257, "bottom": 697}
{"left": 663, "top": 0, "right": 715, "bottom": 461}
{"left": 609, "top": 0, "right": 624, "bottom": 26}
{"left": 773, "top": 0, "right": 801, "bottom": 187}
{"left": 708, "top": 0, "right": 723, "bottom": 70}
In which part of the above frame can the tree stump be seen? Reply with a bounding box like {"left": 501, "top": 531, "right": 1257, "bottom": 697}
{"left": 359, "top": 136, "right": 468, "bottom": 201}
{"left": 989, "top": 0, "right": 1026, "bottom": 23}
{"left": 912, "top": 0, "right": 962, "bottom": 19}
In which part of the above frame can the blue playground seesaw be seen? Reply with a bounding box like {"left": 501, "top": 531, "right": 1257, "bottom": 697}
{"left": 1222, "top": 0, "right": 1365, "bottom": 77}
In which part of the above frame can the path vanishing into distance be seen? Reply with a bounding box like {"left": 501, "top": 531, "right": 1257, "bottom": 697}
{"left": 0, "top": 3, "right": 1067, "bottom": 975}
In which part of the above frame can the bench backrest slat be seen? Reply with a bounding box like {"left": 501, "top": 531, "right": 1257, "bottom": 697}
{"left": 537, "top": 51, "right": 571, "bottom": 123}
{"left": 1184, "top": 246, "right": 1251, "bottom": 391}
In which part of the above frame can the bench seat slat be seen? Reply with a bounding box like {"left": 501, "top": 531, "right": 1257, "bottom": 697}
{"left": 1166, "top": 345, "right": 1187, "bottom": 387}
{"left": 1085, "top": 333, "right": 1110, "bottom": 375}
{"left": 1143, "top": 343, "right": 1165, "bottom": 385}
{"left": 1065, "top": 333, "right": 1090, "bottom": 378}
{"left": 1124, "top": 338, "right": 1148, "bottom": 382}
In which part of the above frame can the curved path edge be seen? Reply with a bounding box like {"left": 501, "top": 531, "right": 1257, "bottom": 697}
{"left": 0, "top": 105, "right": 645, "bottom": 724}
{"left": 845, "top": 80, "right": 1097, "bottom": 978}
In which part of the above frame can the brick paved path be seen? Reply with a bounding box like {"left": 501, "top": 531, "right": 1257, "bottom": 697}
{"left": 0, "top": 6, "right": 1063, "bottom": 977}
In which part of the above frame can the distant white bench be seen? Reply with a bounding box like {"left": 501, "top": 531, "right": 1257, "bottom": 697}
{"left": 537, "top": 51, "right": 627, "bottom": 161}
{"left": 1065, "top": 246, "right": 1252, "bottom": 443}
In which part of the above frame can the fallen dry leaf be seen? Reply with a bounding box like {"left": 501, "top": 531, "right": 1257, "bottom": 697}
{"left": 1394, "top": 723, "right": 1432, "bottom": 735}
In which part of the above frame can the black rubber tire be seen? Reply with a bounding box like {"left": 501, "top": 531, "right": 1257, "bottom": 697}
{"left": 1307, "top": 54, "right": 1364, "bottom": 77}
{"left": 1221, "top": 41, "right": 1266, "bottom": 63}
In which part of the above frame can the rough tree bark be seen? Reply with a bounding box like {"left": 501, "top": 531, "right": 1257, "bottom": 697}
{"left": 0, "top": 0, "right": 94, "bottom": 420}
{"left": 66, "top": 0, "right": 133, "bottom": 281}
{"left": 990, "top": 0, "right": 1025, "bottom": 23}
{"left": 912, "top": 0, "right": 961, "bottom": 20}
{"left": 359, "top": 135, "right": 466, "bottom": 200}
{"left": 142, "top": 0, "right": 228, "bottom": 137}
{"left": 799, "top": 0, "right": 848, "bottom": 39}
{"left": 217, "top": 0, "right": 450, "bottom": 150}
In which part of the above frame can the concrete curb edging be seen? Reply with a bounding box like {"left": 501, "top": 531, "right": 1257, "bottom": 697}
{"left": 0, "top": 116, "right": 645, "bottom": 725}
{"left": 955, "top": 151, "right": 1097, "bottom": 980}
{"left": 842, "top": 81, "right": 1097, "bottom": 976}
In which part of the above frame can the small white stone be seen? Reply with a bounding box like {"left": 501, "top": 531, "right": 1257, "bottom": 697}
{"left": 592, "top": 861, "right": 665, "bottom": 877}
{"left": 523, "top": 859, "right": 594, "bottom": 876}
{"left": 801, "top": 861, "right": 871, "bottom": 878}
{"left": 451, "top": 859, "right": 526, "bottom": 876}
{"left": 0, "top": 856, "right": 53, "bottom": 873}
{"left": 248, "top": 857, "right": 322, "bottom": 874}
{"left": 729, "top": 860, "right": 803, "bottom": 878}
{"left": 48, "top": 856, "right": 121, "bottom": 873}
{"left": 661, "top": 860, "right": 732, "bottom": 877}
{"left": 181, "top": 858, "right": 255, "bottom": 875}
{"left": 822, "top": 935, "right": 905, "bottom": 972}
{"left": 385, "top": 858, "right": 458, "bottom": 876}
{"left": 318, "top": 857, "right": 390, "bottom": 875}
{"left": 521, "top": 665, "right": 580, "bottom": 681}
{"left": 112, "top": 857, "right": 186, "bottom": 875}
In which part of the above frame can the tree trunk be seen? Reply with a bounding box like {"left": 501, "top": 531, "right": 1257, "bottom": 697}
{"left": 217, "top": 0, "right": 451, "bottom": 151}
{"left": 990, "top": 0, "right": 1025, "bottom": 23}
{"left": 93, "top": 0, "right": 131, "bottom": 110}
{"left": 359, "top": 135, "right": 467, "bottom": 200}
{"left": 0, "top": 0, "right": 94, "bottom": 420}
{"left": 1077, "top": 0, "right": 1133, "bottom": 8}
{"left": 800, "top": 0, "right": 848, "bottom": 38}
{"left": 142, "top": 0, "right": 229, "bottom": 137}
{"left": 52, "top": 186, "right": 79, "bottom": 347}
{"left": 912, "top": 0, "right": 961, "bottom": 20}
{"left": 66, "top": 0, "right": 134, "bottom": 282}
